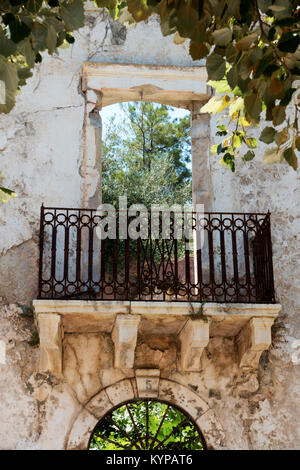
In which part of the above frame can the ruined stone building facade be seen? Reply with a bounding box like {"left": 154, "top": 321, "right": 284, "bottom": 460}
{"left": 0, "top": 7, "right": 299, "bottom": 450}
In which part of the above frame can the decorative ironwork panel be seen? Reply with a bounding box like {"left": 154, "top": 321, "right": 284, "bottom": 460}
{"left": 89, "top": 399, "right": 206, "bottom": 450}
{"left": 38, "top": 206, "right": 276, "bottom": 303}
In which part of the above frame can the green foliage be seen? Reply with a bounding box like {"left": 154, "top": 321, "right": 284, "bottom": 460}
{"left": 0, "top": 1, "right": 85, "bottom": 112}
{"left": 89, "top": 400, "right": 203, "bottom": 450}
{"left": 18, "top": 302, "right": 34, "bottom": 318}
{"left": 0, "top": 0, "right": 86, "bottom": 198}
{"left": 102, "top": 102, "right": 191, "bottom": 208}
{"left": 0, "top": 171, "right": 16, "bottom": 202}
{"left": 101, "top": 102, "right": 191, "bottom": 277}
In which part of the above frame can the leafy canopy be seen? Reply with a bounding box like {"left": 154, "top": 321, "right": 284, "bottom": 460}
{"left": 105, "top": 0, "right": 300, "bottom": 172}
{"left": 89, "top": 400, "right": 203, "bottom": 450}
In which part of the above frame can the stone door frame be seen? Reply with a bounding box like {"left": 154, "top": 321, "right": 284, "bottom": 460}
{"left": 81, "top": 61, "right": 212, "bottom": 210}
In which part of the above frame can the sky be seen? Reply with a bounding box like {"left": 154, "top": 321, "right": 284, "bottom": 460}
{"left": 100, "top": 102, "right": 190, "bottom": 139}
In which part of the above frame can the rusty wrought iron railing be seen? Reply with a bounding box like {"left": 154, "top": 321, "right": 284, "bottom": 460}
{"left": 38, "top": 206, "right": 275, "bottom": 303}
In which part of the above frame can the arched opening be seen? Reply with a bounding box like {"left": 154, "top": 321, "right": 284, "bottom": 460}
{"left": 88, "top": 399, "right": 207, "bottom": 450}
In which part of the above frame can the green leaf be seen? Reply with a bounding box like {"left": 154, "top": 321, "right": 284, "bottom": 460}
{"left": 280, "top": 87, "right": 296, "bottom": 107}
{"left": 278, "top": 32, "right": 300, "bottom": 53}
{"left": 272, "top": 106, "right": 286, "bottom": 126}
{"left": 295, "top": 137, "right": 300, "bottom": 151}
{"left": 227, "top": 66, "right": 239, "bottom": 89}
{"left": 244, "top": 93, "right": 262, "bottom": 121}
{"left": 246, "top": 138, "right": 257, "bottom": 148}
{"left": 263, "top": 147, "right": 282, "bottom": 164}
{"left": 233, "top": 134, "right": 242, "bottom": 148}
{"left": 0, "top": 28, "right": 17, "bottom": 57}
{"left": 0, "top": 57, "right": 19, "bottom": 113}
{"left": 210, "top": 144, "right": 218, "bottom": 155}
{"left": 217, "top": 143, "right": 223, "bottom": 154}
{"left": 189, "top": 41, "right": 209, "bottom": 60}
{"left": 206, "top": 53, "right": 226, "bottom": 80}
{"left": 274, "top": 128, "right": 289, "bottom": 146}
{"left": 46, "top": 25, "right": 57, "bottom": 54}
{"left": 284, "top": 147, "right": 298, "bottom": 170}
{"left": 25, "top": 0, "right": 43, "bottom": 14}
{"left": 207, "top": 79, "right": 231, "bottom": 93}
{"left": 200, "top": 95, "right": 224, "bottom": 114}
{"left": 174, "top": 4, "right": 199, "bottom": 37}
{"left": 236, "top": 33, "right": 259, "bottom": 51}
{"left": 254, "top": 53, "right": 274, "bottom": 78}
{"left": 18, "top": 38, "right": 36, "bottom": 67}
{"left": 3, "top": 14, "right": 31, "bottom": 43}
{"left": 17, "top": 66, "right": 32, "bottom": 85}
{"left": 243, "top": 150, "right": 255, "bottom": 161}
{"left": 229, "top": 97, "right": 244, "bottom": 116}
{"left": 212, "top": 28, "right": 232, "bottom": 47}
{"left": 128, "top": 1, "right": 152, "bottom": 21}
{"left": 257, "top": 0, "right": 270, "bottom": 13}
{"left": 31, "top": 22, "right": 48, "bottom": 51}
{"left": 268, "top": 5, "right": 286, "bottom": 12}
{"left": 259, "top": 127, "right": 276, "bottom": 144}
{"left": 223, "top": 152, "right": 235, "bottom": 171}
{"left": 60, "top": 0, "right": 85, "bottom": 31}
{"left": 0, "top": 185, "right": 17, "bottom": 203}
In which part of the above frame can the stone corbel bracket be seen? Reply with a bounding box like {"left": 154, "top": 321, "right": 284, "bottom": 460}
{"left": 237, "top": 317, "right": 275, "bottom": 370}
{"left": 112, "top": 315, "right": 141, "bottom": 369}
{"left": 37, "top": 313, "right": 63, "bottom": 376}
{"left": 178, "top": 318, "right": 210, "bottom": 372}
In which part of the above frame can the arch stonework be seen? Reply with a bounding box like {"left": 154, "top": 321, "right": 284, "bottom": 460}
{"left": 66, "top": 377, "right": 225, "bottom": 450}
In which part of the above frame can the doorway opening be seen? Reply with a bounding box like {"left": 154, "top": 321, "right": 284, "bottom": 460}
{"left": 101, "top": 101, "right": 192, "bottom": 208}
{"left": 88, "top": 399, "right": 206, "bottom": 450}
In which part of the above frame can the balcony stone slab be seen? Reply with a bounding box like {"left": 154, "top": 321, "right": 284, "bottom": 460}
{"left": 33, "top": 300, "right": 281, "bottom": 374}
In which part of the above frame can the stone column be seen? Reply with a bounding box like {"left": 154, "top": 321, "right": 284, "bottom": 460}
{"left": 191, "top": 104, "right": 211, "bottom": 211}
{"left": 37, "top": 314, "right": 63, "bottom": 375}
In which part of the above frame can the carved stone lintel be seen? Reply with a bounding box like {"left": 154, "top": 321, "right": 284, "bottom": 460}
{"left": 135, "top": 369, "right": 160, "bottom": 398}
{"left": 178, "top": 319, "right": 210, "bottom": 372}
{"left": 112, "top": 315, "right": 140, "bottom": 369}
{"left": 237, "top": 317, "right": 275, "bottom": 370}
{"left": 37, "top": 313, "right": 63, "bottom": 375}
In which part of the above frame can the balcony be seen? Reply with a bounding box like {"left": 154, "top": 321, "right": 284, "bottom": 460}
{"left": 38, "top": 206, "right": 275, "bottom": 304}
{"left": 34, "top": 206, "right": 280, "bottom": 376}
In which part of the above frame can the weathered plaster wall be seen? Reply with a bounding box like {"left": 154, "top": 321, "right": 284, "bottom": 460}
{"left": 0, "top": 8, "right": 299, "bottom": 450}
{"left": 210, "top": 113, "right": 300, "bottom": 448}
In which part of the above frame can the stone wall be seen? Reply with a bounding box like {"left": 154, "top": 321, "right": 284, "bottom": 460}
{"left": 0, "top": 9, "right": 299, "bottom": 450}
